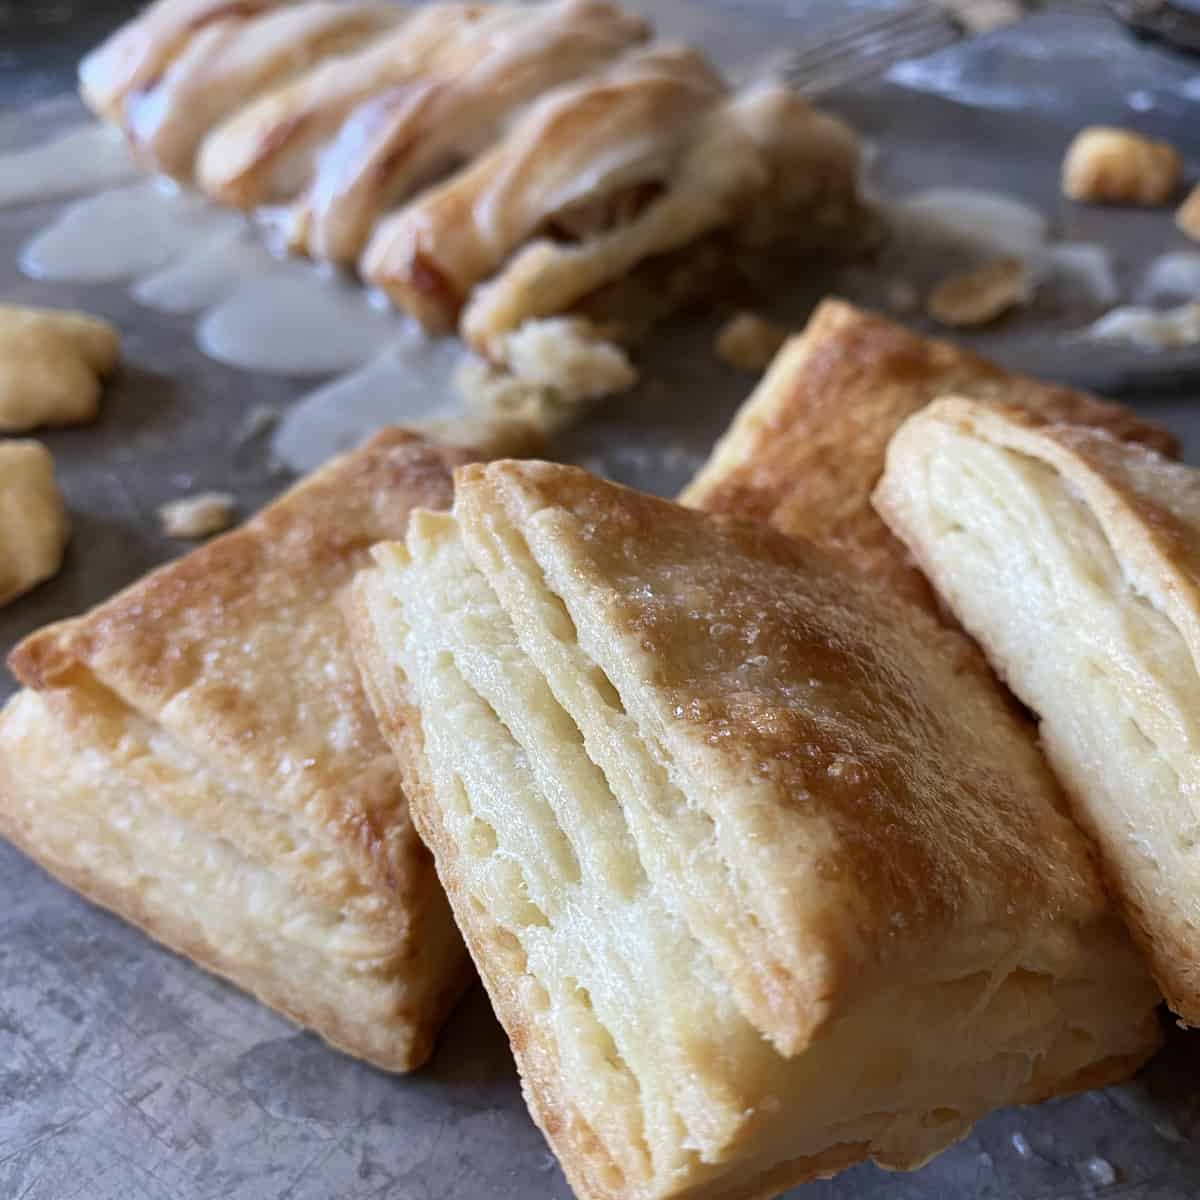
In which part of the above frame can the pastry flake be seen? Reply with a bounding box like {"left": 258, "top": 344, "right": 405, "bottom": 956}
{"left": 714, "top": 311, "right": 789, "bottom": 371}
{"left": 2, "top": 430, "right": 481, "bottom": 1071}
{"left": 1061, "top": 126, "right": 1181, "bottom": 206}
{"left": 927, "top": 256, "right": 1031, "bottom": 328}
{"left": 349, "top": 460, "right": 1160, "bottom": 1200}
{"left": 680, "top": 299, "right": 1178, "bottom": 611}
{"left": 157, "top": 490, "right": 236, "bottom": 538}
{"left": 0, "top": 441, "right": 70, "bottom": 606}
{"left": 0, "top": 304, "right": 119, "bottom": 432}
{"left": 874, "top": 397, "right": 1200, "bottom": 1025}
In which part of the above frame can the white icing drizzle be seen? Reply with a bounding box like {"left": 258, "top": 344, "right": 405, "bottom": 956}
{"left": 131, "top": 228, "right": 280, "bottom": 314}
{"left": 0, "top": 123, "right": 140, "bottom": 209}
{"left": 197, "top": 263, "right": 405, "bottom": 375}
{"left": 1141, "top": 252, "right": 1200, "bottom": 305}
{"left": 893, "top": 187, "right": 1047, "bottom": 257}
{"left": 21, "top": 179, "right": 242, "bottom": 283}
{"left": 271, "top": 335, "right": 466, "bottom": 471}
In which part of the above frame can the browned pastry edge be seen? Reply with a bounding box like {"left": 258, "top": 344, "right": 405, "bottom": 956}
{"left": 681, "top": 298, "right": 1179, "bottom": 614}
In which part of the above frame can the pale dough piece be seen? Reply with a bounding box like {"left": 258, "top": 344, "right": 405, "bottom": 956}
{"left": 680, "top": 298, "right": 1177, "bottom": 613}
{"left": 2, "top": 430, "right": 480, "bottom": 1071}
{"left": 1061, "top": 126, "right": 1181, "bottom": 206}
{"left": 0, "top": 441, "right": 70, "bottom": 606}
{"left": 0, "top": 304, "right": 119, "bottom": 432}
{"left": 348, "top": 460, "right": 1161, "bottom": 1200}
{"left": 874, "top": 396, "right": 1200, "bottom": 1025}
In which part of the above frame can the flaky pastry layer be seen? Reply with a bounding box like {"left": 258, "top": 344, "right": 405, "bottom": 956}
{"left": 876, "top": 396, "right": 1200, "bottom": 1023}
{"left": 349, "top": 460, "right": 1160, "bottom": 1200}
{"left": 3, "top": 429, "right": 480, "bottom": 1071}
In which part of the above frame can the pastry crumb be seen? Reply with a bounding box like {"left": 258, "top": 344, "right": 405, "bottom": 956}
{"left": 928, "top": 257, "right": 1031, "bottom": 328}
{"left": 0, "top": 304, "right": 119, "bottom": 432}
{"left": 499, "top": 317, "right": 637, "bottom": 404}
{"left": 0, "top": 440, "right": 70, "bottom": 605}
{"left": 715, "top": 312, "right": 789, "bottom": 371}
{"left": 1177, "top": 185, "right": 1200, "bottom": 242}
{"left": 159, "top": 492, "right": 237, "bottom": 539}
{"left": 1061, "top": 127, "right": 1180, "bottom": 206}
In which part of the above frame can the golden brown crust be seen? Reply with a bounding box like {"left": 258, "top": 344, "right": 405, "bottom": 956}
{"left": 680, "top": 299, "right": 1178, "bottom": 612}
{"left": 4, "top": 428, "right": 481, "bottom": 1070}
{"left": 351, "top": 459, "right": 1161, "bottom": 1197}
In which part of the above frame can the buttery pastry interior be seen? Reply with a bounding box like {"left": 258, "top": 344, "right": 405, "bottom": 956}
{"left": 82, "top": 0, "right": 868, "bottom": 406}
{"left": 349, "top": 460, "right": 1160, "bottom": 1200}
{"left": 0, "top": 430, "right": 477, "bottom": 1072}
{"left": 875, "top": 396, "right": 1200, "bottom": 1026}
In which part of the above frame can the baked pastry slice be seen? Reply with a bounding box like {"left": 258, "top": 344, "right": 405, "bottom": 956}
{"left": 681, "top": 299, "right": 1178, "bottom": 611}
{"left": 875, "top": 396, "right": 1200, "bottom": 1025}
{"left": 79, "top": 0, "right": 287, "bottom": 121}
{"left": 349, "top": 460, "right": 1161, "bottom": 1200}
{"left": 291, "top": 0, "right": 649, "bottom": 266}
{"left": 0, "top": 430, "right": 478, "bottom": 1072}
{"left": 360, "top": 43, "right": 729, "bottom": 333}
{"left": 122, "top": 1, "right": 403, "bottom": 182}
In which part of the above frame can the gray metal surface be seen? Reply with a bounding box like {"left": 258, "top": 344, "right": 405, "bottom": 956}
{"left": 3, "top": 4, "right": 1200, "bottom": 1198}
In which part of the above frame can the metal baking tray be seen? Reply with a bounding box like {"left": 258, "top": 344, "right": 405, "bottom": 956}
{"left": 3, "top": 4, "right": 1200, "bottom": 1197}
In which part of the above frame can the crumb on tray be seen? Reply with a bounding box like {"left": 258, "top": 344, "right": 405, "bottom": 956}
{"left": 715, "top": 312, "right": 790, "bottom": 372}
{"left": 159, "top": 492, "right": 237, "bottom": 539}
{"left": 927, "top": 257, "right": 1031, "bottom": 328}
{"left": 1061, "top": 127, "right": 1180, "bottom": 207}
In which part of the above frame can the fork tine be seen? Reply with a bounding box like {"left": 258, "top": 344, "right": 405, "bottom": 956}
{"left": 776, "top": 4, "right": 952, "bottom": 72}
{"left": 778, "top": 9, "right": 958, "bottom": 96}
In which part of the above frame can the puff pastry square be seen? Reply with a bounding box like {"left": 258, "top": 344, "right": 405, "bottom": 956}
{"left": 875, "top": 396, "right": 1200, "bottom": 1026}
{"left": 349, "top": 460, "right": 1160, "bottom": 1200}
{"left": 681, "top": 299, "right": 1178, "bottom": 611}
{"left": 1, "top": 430, "right": 479, "bottom": 1072}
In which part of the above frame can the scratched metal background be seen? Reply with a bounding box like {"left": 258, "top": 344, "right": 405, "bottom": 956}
{"left": 4, "top": 3, "right": 1200, "bottom": 1197}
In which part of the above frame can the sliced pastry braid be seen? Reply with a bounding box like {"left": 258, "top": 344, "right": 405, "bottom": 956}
{"left": 81, "top": 0, "right": 869, "bottom": 409}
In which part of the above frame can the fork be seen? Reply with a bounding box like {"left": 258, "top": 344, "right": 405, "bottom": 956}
{"left": 776, "top": 4, "right": 963, "bottom": 97}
